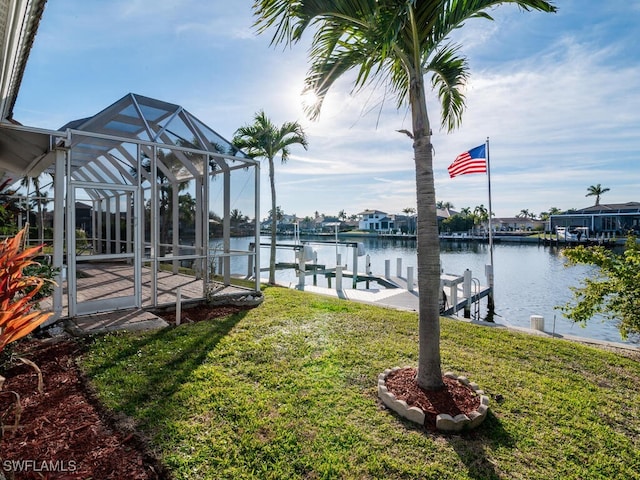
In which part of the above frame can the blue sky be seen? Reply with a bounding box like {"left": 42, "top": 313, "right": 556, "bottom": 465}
{"left": 13, "top": 0, "right": 640, "bottom": 220}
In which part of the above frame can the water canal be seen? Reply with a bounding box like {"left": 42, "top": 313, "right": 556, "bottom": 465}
{"left": 222, "top": 235, "right": 630, "bottom": 344}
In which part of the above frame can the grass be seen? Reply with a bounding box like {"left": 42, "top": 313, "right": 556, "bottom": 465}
{"left": 81, "top": 287, "right": 640, "bottom": 480}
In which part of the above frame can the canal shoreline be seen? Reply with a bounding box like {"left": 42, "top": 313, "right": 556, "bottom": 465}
{"left": 289, "top": 230, "right": 625, "bottom": 247}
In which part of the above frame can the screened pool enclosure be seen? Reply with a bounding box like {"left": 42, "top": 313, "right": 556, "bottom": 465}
{"left": 0, "top": 93, "right": 261, "bottom": 320}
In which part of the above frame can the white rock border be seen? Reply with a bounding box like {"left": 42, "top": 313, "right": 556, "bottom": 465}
{"left": 378, "top": 367, "right": 489, "bottom": 432}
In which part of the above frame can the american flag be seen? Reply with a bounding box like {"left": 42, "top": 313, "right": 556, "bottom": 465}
{"left": 448, "top": 144, "right": 487, "bottom": 178}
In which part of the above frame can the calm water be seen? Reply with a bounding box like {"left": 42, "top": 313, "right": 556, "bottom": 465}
{"left": 221, "top": 235, "right": 629, "bottom": 344}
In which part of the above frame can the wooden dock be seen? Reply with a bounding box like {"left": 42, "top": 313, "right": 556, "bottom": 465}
{"left": 323, "top": 270, "right": 400, "bottom": 289}
{"left": 538, "top": 235, "right": 617, "bottom": 248}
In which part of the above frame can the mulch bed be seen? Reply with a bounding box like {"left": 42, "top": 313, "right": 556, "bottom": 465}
{"left": 0, "top": 304, "right": 249, "bottom": 480}
{"left": 1, "top": 339, "right": 168, "bottom": 480}
{"left": 384, "top": 367, "right": 481, "bottom": 430}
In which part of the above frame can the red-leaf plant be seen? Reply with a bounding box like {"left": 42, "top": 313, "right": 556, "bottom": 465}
{"left": 0, "top": 226, "right": 55, "bottom": 436}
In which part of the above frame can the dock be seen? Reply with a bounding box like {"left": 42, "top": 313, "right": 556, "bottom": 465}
{"left": 538, "top": 236, "right": 617, "bottom": 248}
{"left": 254, "top": 240, "right": 493, "bottom": 320}
{"left": 287, "top": 269, "right": 492, "bottom": 320}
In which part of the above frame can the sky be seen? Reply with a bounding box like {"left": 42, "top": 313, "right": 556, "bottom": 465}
{"left": 12, "top": 0, "right": 640, "bottom": 220}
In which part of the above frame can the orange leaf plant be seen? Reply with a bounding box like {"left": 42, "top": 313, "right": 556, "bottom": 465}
{"left": 0, "top": 226, "right": 54, "bottom": 354}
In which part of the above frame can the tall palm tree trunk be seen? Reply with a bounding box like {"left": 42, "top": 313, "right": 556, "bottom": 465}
{"left": 268, "top": 157, "right": 277, "bottom": 285}
{"left": 411, "top": 73, "right": 444, "bottom": 390}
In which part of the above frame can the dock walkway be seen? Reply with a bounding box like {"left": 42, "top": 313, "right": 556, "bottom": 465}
{"left": 290, "top": 274, "right": 492, "bottom": 316}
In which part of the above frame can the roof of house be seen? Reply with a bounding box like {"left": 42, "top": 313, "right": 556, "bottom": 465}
{"left": 0, "top": 0, "right": 46, "bottom": 121}
{"left": 549, "top": 203, "right": 640, "bottom": 217}
{"left": 494, "top": 217, "right": 543, "bottom": 223}
{"left": 358, "top": 209, "right": 387, "bottom": 216}
{"left": 0, "top": 0, "right": 47, "bottom": 178}
{"left": 570, "top": 202, "right": 640, "bottom": 214}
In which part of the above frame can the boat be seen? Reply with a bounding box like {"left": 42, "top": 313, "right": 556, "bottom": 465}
{"left": 556, "top": 226, "right": 589, "bottom": 241}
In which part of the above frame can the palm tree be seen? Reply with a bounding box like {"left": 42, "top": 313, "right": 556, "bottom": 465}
{"left": 233, "top": 111, "right": 308, "bottom": 285}
{"left": 253, "top": 0, "right": 556, "bottom": 390}
{"left": 517, "top": 209, "right": 531, "bottom": 218}
{"left": 586, "top": 184, "right": 610, "bottom": 206}
{"left": 437, "top": 201, "right": 455, "bottom": 218}
{"left": 548, "top": 207, "right": 562, "bottom": 215}
{"left": 402, "top": 207, "right": 417, "bottom": 234}
{"left": 402, "top": 207, "right": 416, "bottom": 215}
{"left": 20, "top": 174, "right": 51, "bottom": 242}
{"left": 473, "top": 204, "right": 489, "bottom": 234}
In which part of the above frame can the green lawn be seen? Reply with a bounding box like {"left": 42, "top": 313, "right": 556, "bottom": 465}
{"left": 81, "top": 287, "right": 640, "bottom": 480}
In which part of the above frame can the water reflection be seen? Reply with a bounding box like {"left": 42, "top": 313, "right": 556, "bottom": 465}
{"left": 219, "top": 235, "right": 629, "bottom": 344}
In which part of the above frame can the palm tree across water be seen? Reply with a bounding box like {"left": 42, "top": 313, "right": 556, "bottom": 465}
{"left": 586, "top": 184, "right": 610, "bottom": 206}
{"left": 253, "top": 0, "right": 556, "bottom": 390}
{"left": 233, "top": 111, "right": 308, "bottom": 285}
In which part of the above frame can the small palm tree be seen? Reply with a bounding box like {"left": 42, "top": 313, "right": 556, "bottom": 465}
{"left": 233, "top": 111, "right": 308, "bottom": 285}
{"left": 548, "top": 207, "right": 562, "bottom": 215}
{"left": 473, "top": 204, "right": 489, "bottom": 234}
{"left": 437, "top": 201, "right": 455, "bottom": 215}
{"left": 402, "top": 207, "right": 417, "bottom": 234}
{"left": 253, "top": 0, "right": 556, "bottom": 390}
{"left": 586, "top": 184, "right": 610, "bottom": 206}
{"left": 20, "top": 174, "right": 52, "bottom": 242}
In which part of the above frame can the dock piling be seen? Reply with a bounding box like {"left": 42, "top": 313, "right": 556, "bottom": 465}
{"left": 336, "top": 265, "right": 343, "bottom": 291}
{"left": 407, "top": 266, "right": 414, "bottom": 291}
{"left": 531, "top": 315, "right": 545, "bottom": 331}
{"left": 463, "top": 269, "right": 472, "bottom": 318}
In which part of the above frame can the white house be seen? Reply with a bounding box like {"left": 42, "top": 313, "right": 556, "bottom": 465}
{"left": 358, "top": 209, "right": 395, "bottom": 232}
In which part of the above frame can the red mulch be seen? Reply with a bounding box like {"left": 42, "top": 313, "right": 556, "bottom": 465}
{"left": 0, "top": 339, "right": 167, "bottom": 480}
{"left": 0, "top": 304, "right": 249, "bottom": 480}
{"left": 384, "top": 367, "right": 481, "bottom": 430}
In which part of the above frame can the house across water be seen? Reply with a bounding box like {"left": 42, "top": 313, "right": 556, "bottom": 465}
{"left": 549, "top": 203, "right": 640, "bottom": 237}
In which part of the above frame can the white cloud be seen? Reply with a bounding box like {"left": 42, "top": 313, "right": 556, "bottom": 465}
{"left": 12, "top": 0, "right": 640, "bottom": 220}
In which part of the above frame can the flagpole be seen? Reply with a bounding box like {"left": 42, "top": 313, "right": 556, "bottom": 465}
{"left": 486, "top": 137, "right": 495, "bottom": 314}
{"left": 486, "top": 137, "right": 493, "bottom": 266}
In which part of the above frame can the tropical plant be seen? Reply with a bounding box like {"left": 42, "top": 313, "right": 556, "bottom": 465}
{"left": 460, "top": 207, "right": 472, "bottom": 217}
{"left": 135, "top": 150, "right": 192, "bottom": 255}
{"left": 442, "top": 213, "right": 474, "bottom": 233}
{"left": 402, "top": 207, "right": 417, "bottom": 234}
{"left": 0, "top": 227, "right": 53, "bottom": 354}
{"left": 0, "top": 227, "right": 54, "bottom": 436}
{"left": 586, "top": 184, "right": 610, "bottom": 206}
{"left": 233, "top": 111, "right": 308, "bottom": 285}
{"left": 20, "top": 173, "right": 53, "bottom": 242}
{"left": 0, "top": 178, "right": 24, "bottom": 236}
{"left": 560, "top": 236, "right": 640, "bottom": 340}
{"left": 253, "top": 0, "right": 556, "bottom": 389}
{"left": 473, "top": 204, "right": 489, "bottom": 224}
{"left": 437, "top": 201, "right": 454, "bottom": 212}
{"left": 548, "top": 206, "right": 562, "bottom": 215}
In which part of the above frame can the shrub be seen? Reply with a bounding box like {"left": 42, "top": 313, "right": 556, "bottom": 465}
{"left": 0, "top": 226, "right": 54, "bottom": 353}
{"left": 0, "top": 226, "right": 54, "bottom": 436}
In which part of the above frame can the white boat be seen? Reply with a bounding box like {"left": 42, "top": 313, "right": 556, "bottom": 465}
{"left": 556, "top": 226, "right": 589, "bottom": 241}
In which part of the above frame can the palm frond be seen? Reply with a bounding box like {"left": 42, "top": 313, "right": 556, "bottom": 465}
{"left": 254, "top": 0, "right": 556, "bottom": 127}
{"left": 426, "top": 44, "right": 470, "bottom": 132}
